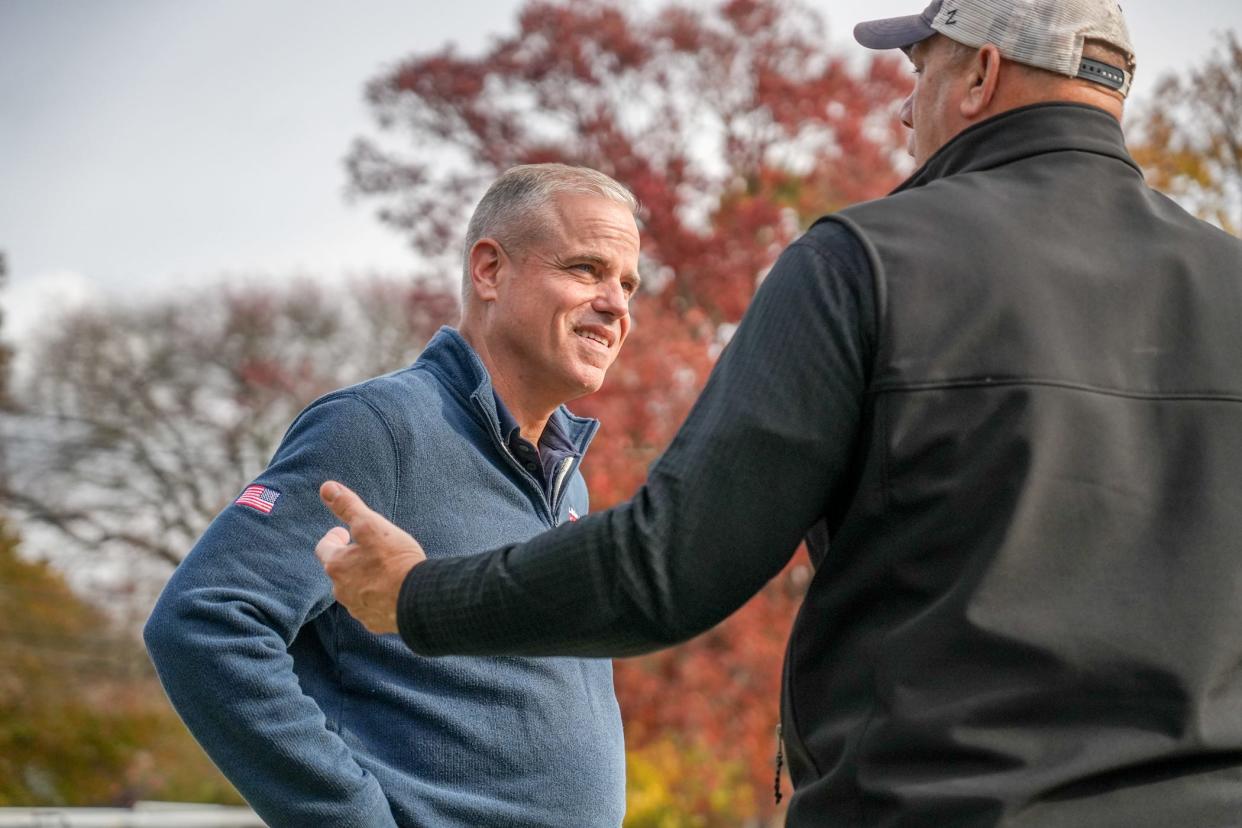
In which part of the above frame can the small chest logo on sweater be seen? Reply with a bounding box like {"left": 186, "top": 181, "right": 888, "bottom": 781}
{"left": 567, "top": 507, "right": 579, "bottom": 522}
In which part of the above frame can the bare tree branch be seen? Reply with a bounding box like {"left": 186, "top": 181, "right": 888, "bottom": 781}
{"left": 1130, "top": 31, "right": 1242, "bottom": 236}
{"left": 6, "top": 276, "right": 457, "bottom": 579}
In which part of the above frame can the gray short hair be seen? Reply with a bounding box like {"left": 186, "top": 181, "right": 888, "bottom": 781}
{"left": 461, "top": 164, "right": 639, "bottom": 306}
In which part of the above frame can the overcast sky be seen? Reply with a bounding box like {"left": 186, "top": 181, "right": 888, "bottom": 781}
{"left": 3, "top": 0, "right": 1240, "bottom": 348}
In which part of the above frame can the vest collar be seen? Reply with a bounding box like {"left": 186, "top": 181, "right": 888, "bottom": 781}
{"left": 894, "top": 102, "right": 1143, "bottom": 194}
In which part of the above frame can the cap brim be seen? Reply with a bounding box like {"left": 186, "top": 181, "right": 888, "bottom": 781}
{"left": 853, "top": 14, "right": 936, "bottom": 51}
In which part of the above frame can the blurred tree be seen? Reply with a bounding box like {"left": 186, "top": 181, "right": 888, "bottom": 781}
{"left": 1, "top": 260, "right": 262, "bottom": 809}
{"left": 0, "top": 522, "right": 243, "bottom": 806}
{"left": 347, "top": 0, "right": 911, "bottom": 819}
{"left": 625, "top": 737, "right": 756, "bottom": 827}
{"left": 1131, "top": 31, "right": 1241, "bottom": 236}
{"left": 0, "top": 252, "right": 14, "bottom": 512}
{"left": 8, "top": 278, "right": 456, "bottom": 588}
{"left": 0, "top": 252, "right": 13, "bottom": 410}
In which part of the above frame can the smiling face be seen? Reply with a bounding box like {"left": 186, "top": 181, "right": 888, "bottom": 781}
{"left": 485, "top": 192, "right": 641, "bottom": 407}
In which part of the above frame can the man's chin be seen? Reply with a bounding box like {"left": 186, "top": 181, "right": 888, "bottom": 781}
{"left": 560, "top": 367, "right": 609, "bottom": 400}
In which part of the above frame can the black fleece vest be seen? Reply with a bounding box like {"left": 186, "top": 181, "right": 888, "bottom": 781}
{"left": 782, "top": 104, "right": 1242, "bottom": 827}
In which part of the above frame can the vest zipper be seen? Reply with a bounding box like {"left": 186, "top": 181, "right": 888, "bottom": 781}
{"left": 774, "top": 722, "right": 785, "bottom": 804}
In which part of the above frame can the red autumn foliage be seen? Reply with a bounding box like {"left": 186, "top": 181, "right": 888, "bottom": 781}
{"left": 349, "top": 0, "right": 912, "bottom": 816}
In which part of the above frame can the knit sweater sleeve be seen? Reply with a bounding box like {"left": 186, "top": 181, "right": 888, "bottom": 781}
{"left": 144, "top": 393, "right": 400, "bottom": 828}
{"left": 398, "top": 221, "right": 876, "bottom": 657}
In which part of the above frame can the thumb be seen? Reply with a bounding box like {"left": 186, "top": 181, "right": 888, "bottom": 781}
{"left": 320, "top": 480, "right": 375, "bottom": 527}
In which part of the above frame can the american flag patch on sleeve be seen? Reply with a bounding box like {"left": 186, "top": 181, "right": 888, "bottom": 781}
{"left": 235, "top": 484, "right": 281, "bottom": 514}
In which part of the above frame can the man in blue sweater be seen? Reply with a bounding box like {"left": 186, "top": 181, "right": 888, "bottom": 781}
{"left": 144, "top": 163, "right": 642, "bottom": 827}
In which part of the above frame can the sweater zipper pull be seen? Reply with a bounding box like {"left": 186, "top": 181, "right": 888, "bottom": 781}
{"left": 774, "top": 723, "right": 785, "bottom": 805}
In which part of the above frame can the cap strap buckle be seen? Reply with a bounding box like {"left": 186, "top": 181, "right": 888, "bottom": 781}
{"left": 1076, "top": 58, "right": 1130, "bottom": 95}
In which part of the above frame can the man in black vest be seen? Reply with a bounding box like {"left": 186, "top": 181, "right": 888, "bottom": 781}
{"left": 317, "top": 1, "right": 1242, "bottom": 824}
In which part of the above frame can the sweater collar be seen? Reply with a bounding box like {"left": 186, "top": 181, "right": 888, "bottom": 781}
{"left": 893, "top": 103, "right": 1143, "bottom": 194}
{"left": 417, "top": 326, "right": 599, "bottom": 456}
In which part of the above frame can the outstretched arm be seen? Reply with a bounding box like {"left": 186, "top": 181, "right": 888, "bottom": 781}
{"left": 320, "top": 226, "right": 875, "bottom": 659}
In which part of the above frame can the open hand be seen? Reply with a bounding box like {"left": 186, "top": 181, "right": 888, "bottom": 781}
{"left": 315, "top": 481, "right": 426, "bottom": 635}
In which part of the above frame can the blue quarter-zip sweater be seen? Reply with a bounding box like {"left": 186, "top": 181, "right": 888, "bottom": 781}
{"left": 144, "top": 327, "right": 625, "bottom": 827}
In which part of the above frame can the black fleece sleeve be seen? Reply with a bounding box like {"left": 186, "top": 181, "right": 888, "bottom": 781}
{"left": 398, "top": 220, "right": 877, "bottom": 657}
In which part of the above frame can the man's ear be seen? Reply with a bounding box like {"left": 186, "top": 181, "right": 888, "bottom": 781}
{"left": 960, "top": 44, "right": 1003, "bottom": 119}
{"left": 468, "top": 239, "right": 506, "bottom": 303}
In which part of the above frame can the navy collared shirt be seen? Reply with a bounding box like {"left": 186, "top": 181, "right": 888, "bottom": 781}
{"left": 493, "top": 393, "right": 581, "bottom": 499}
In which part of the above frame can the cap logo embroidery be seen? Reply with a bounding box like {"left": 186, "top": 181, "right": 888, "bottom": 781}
{"left": 944, "top": 8, "right": 957, "bottom": 24}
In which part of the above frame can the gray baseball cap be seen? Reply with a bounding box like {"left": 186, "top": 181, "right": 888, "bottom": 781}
{"left": 854, "top": 0, "right": 1136, "bottom": 96}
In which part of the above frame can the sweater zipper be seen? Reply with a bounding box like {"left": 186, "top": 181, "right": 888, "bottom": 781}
{"left": 473, "top": 397, "right": 557, "bottom": 526}
{"left": 501, "top": 442, "right": 558, "bottom": 524}
{"left": 550, "top": 456, "right": 575, "bottom": 521}
{"left": 470, "top": 394, "right": 589, "bottom": 527}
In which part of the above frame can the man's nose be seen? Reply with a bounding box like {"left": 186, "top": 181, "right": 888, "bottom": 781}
{"left": 899, "top": 94, "right": 914, "bottom": 129}
{"left": 593, "top": 278, "right": 629, "bottom": 317}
